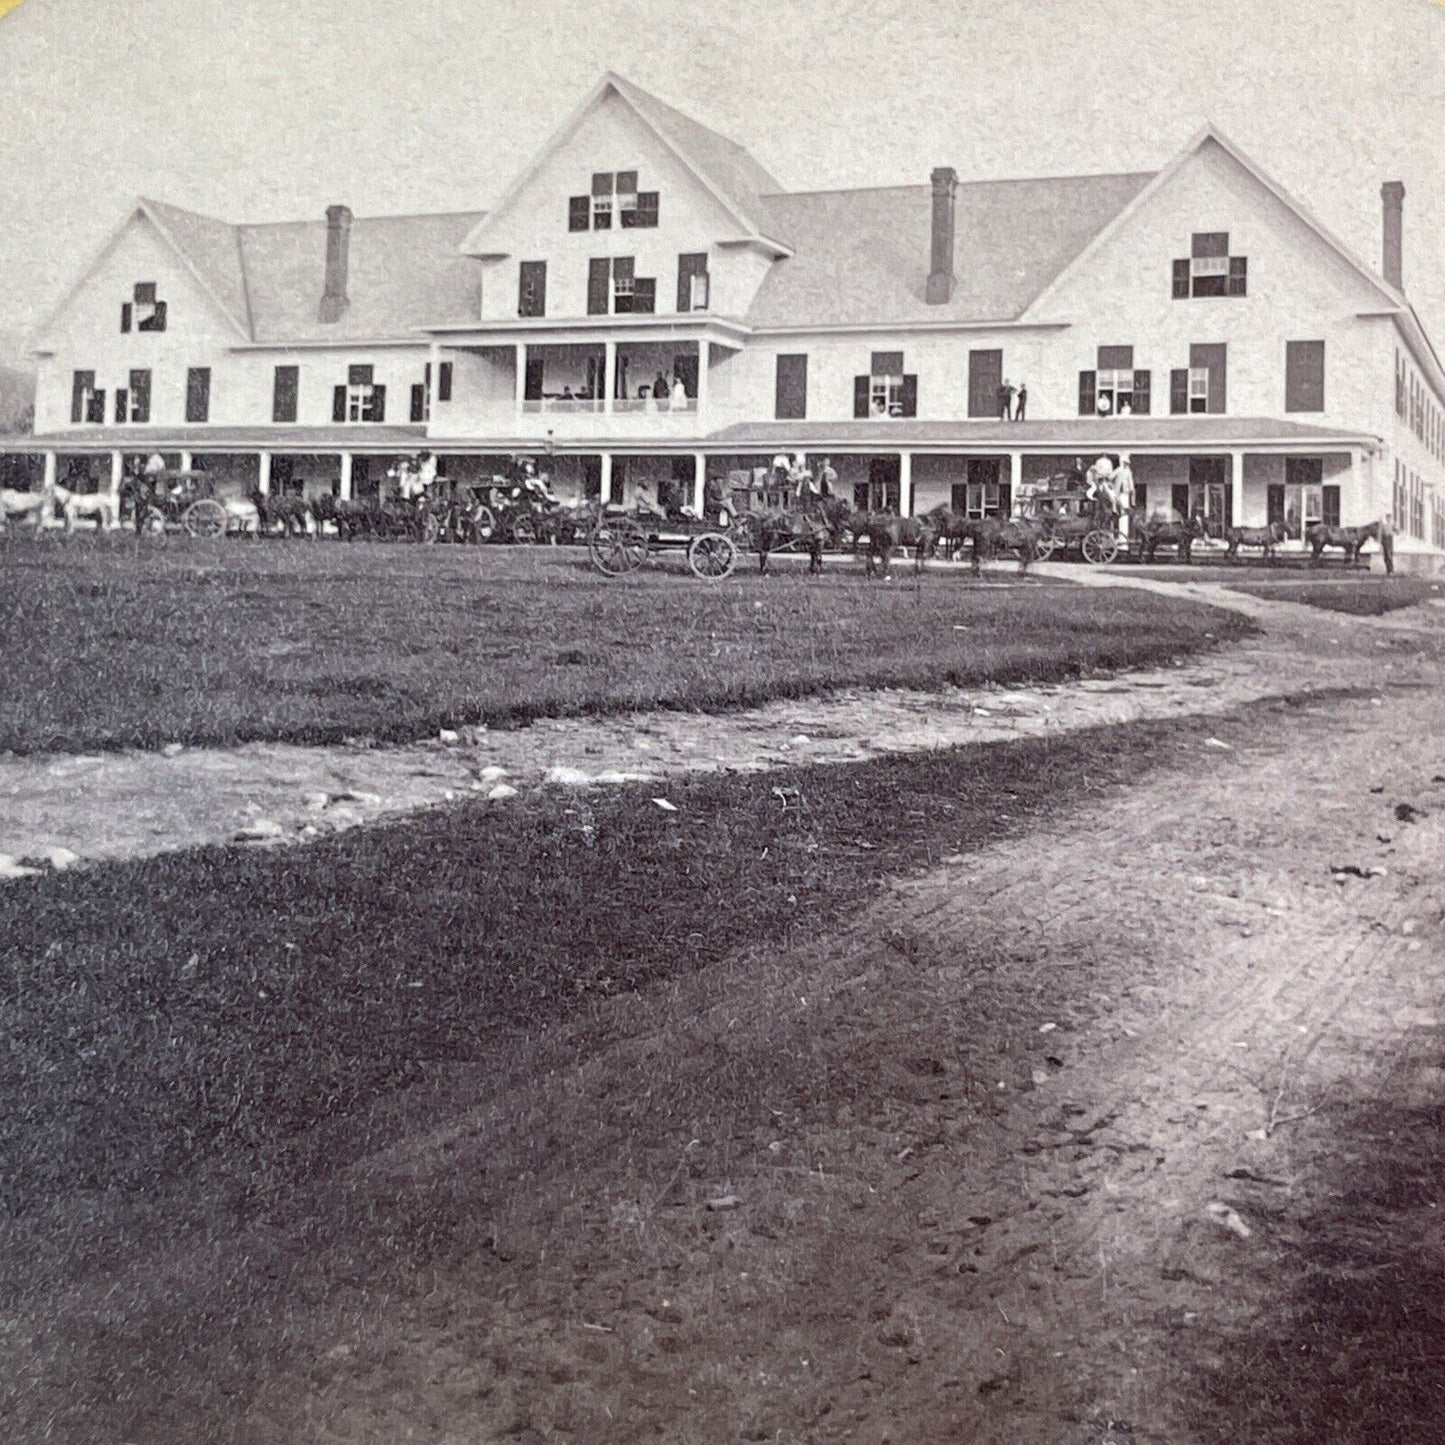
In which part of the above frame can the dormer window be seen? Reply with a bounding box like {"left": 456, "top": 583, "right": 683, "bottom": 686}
{"left": 121, "top": 281, "right": 168, "bottom": 332}
{"left": 570, "top": 172, "right": 660, "bottom": 232}
{"left": 1172, "top": 234, "right": 1247, "bottom": 298}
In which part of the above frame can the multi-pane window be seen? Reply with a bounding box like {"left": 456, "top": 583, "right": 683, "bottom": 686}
{"left": 273, "top": 365, "right": 299, "bottom": 423}
{"left": 518, "top": 261, "right": 547, "bottom": 318}
{"left": 775, "top": 354, "right": 807, "bottom": 420}
{"left": 1188, "top": 368, "right": 1210, "bottom": 412}
{"left": 71, "top": 370, "right": 105, "bottom": 424}
{"left": 1170, "top": 344, "right": 1227, "bottom": 414}
{"left": 677, "top": 253, "right": 710, "bottom": 312}
{"left": 1079, "top": 348, "right": 1151, "bottom": 416}
{"left": 1172, "top": 233, "right": 1247, "bottom": 298}
{"left": 332, "top": 364, "right": 386, "bottom": 423}
{"left": 853, "top": 353, "right": 917, "bottom": 418}
{"left": 588, "top": 257, "right": 655, "bottom": 315}
{"left": 119, "top": 281, "right": 167, "bottom": 332}
{"left": 115, "top": 369, "right": 150, "bottom": 424}
{"left": 1285, "top": 340, "right": 1325, "bottom": 412}
{"left": 408, "top": 361, "right": 454, "bottom": 422}
{"left": 571, "top": 172, "right": 660, "bottom": 232}
{"left": 186, "top": 367, "right": 211, "bottom": 423}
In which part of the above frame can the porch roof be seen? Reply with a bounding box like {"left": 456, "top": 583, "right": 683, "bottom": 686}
{"left": 5, "top": 425, "right": 430, "bottom": 454}
{"left": 704, "top": 416, "right": 1378, "bottom": 451}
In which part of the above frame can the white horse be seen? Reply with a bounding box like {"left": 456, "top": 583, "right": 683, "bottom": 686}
{"left": 63, "top": 489, "right": 121, "bottom": 532}
{"left": 0, "top": 484, "right": 67, "bottom": 531}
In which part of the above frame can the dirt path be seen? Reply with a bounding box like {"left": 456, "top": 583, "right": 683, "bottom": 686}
{"left": 1, "top": 592, "right": 1442, "bottom": 1442}
{"left": 1, "top": 576, "right": 1435, "bottom": 868}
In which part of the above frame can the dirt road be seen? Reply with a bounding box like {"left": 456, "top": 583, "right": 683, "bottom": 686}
{"left": 1, "top": 588, "right": 1442, "bottom": 1443}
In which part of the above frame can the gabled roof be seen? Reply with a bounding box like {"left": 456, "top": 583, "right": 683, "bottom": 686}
{"left": 141, "top": 197, "right": 254, "bottom": 335}
{"left": 1024, "top": 122, "right": 1407, "bottom": 319}
{"left": 459, "top": 71, "right": 789, "bottom": 256}
{"left": 745, "top": 172, "right": 1155, "bottom": 328}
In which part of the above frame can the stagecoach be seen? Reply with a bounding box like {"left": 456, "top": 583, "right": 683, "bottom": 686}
{"left": 587, "top": 507, "right": 740, "bottom": 579}
{"left": 1016, "top": 472, "right": 1123, "bottom": 565}
{"left": 124, "top": 468, "right": 229, "bottom": 539}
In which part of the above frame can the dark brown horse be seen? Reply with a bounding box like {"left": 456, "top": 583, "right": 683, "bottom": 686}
{"left": 1307, "top": 518, "right": 1393, "bottom": 573}
{"left": 966, "top": 516, "right": 1046, "bottom": 574}
{"left": 249, "top": 489, "right": 312, "bottom": 538}
{"left": 1223, "top": 520, "right": 1287, "bottom": 563}
{"left": 849, "top": 511, "right": 935, "bottom": 579}
{"left": 754, "top": 495, "right": 853, "bottom": 575}
{"left": 1135, "top": 511, "right": 1207, "bottom": 563}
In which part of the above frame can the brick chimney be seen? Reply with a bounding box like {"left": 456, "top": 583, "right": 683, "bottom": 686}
{"left": 1381, "top": 181, "right": 1404, "bottom": 290}
{"left": 926, "top": 167, "right": 957, "bottom": 304}
{"left": 318, "top": 204, "right": 354, "bottom": 323}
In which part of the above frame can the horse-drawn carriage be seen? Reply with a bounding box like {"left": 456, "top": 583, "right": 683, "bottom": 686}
{"left": 124, "top": 468, "right": 228, "bottom": 538}
{"left": 587, "top": 508, "right": 740, "bottom": 579}
{"left": 1017, "top": 471, "right": 1123, "bottom": 565}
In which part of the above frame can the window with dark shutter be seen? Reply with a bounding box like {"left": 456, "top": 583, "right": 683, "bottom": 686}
{"left": 1227, "top": 256, "right": 1247, "bottom": 296}
{"left": 186, "top": 367, "right": 210, "bottom": 423}
{"left": 591, "top": 172, "right": 613, "bottom": 230}
{"left": 114, "top": 389, "right": 128, "bottom": 424}
{"left": 896, "top": 374, "right": 916, "bottom": 418}
{"left": 1078, "top": 371, "right": 1097, "bottom": 416}
{"left": 634, "top": 192, "right": 659, "bottom": 227}
{"left": 968, "top": 350, "right": 1003, "bottom": 417}
{"left": 1172, "top": 259, "right": 1191, "bottom": 299}
{"left": 1285, "top": 340, "right": 1325, "bottom": 412}
{"left": 568, "top": 196, "right": 590, "bottom": 232}
{"left": 775, "top": 354, "right": 807, "bottom": 420}
{"left": 438, "top": 362, "right": 452, "bottom": 402}
{"left": 273, "top": 365, "right": 299, "bottom": 423}
{"left": 139, "top": 301, "right": 167, "bottom": 332}
{"left": 1190, "top": 343, "right": 1227, "bottom": 413}
{"left": 129, "top": 370, "right": 151, "bottom": 423}
{"left": 1132, "top": 370, "right": 1151, "bottom": 415}
{"left": 333, "top": 385, "right": 347, "bottom": 423}
{"left": 71, "top": 370, "right": 94, "bottom": 424}
{"left": 1170, "top": 369, "right": 1189, "bottom": 414}
{"left": 524, "top": 356, "right": 545, "bottom": 402}
{"left": 518, "top": 261, "right": 547, "bottom": 318}
{"left": 121, "top": 303, "right": 132, "bottom": 333}
{"left": 632, "top": 277, "right": 656, "bottom": 314}
{"left": 587, "top": 258, "right": 610, "bottom": 316}
{"left": 1322, "top": 484, "right": 1341, "bottom": 527}
{"left": 410, "top": 384, "right": 426, "bottom": 423}
{"left": 853, "top": 375, "right": 870, "bottom": 419}
{"left": 677, "top": 253, "right": 709, "bottom": 312}
{"left": 86, "top": 388, "right": 106, "bottom": 423}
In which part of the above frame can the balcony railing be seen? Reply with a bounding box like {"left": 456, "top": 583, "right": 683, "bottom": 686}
{"left": 522, "top": 397, "right": 606, "bottom": 414}
{"left": 613, "top": 397, "right": 698, "bottom": 414}
{"left": 520, "top": 396, "right": 699, "bottom": 416}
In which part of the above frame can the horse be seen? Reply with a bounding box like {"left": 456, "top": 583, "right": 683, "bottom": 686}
{"left": 1135, "top": 511, "right": 1207, "bottom": 564}
{"left": 62, "top": 489, "right": 121, "bottom": 532}
{"left": 920, "top": 505, "right": 974, "bottom": 561}
{"left": 849, "top": 511, "right": 935, "bottom": 579}
{"left": 754, "top": 494, "right": 852, "bottom": 575}
{"left": 1, "top": 485, "right": 66, "bottom": 532}
{"left": 249, "top": 489, "right": 312, "bottom": 539}
{"left": 966, "top": 515, "right": 1046, "bottom": 575}
{"left": 1307, "top": 518, "right": 1393, "bottom": 573}
{"left": 1222, "top": 521, "right": 1286, "bottom": 564}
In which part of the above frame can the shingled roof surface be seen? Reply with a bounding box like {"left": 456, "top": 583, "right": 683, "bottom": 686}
{"left": 746, "top": 171, "right": 1156, "bottom": 327}
{"left": 143, "top": 197, "right": 252, "bottom": 333}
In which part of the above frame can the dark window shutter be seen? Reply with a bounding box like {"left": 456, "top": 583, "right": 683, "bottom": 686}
{"left": 1172, "top": 259, "right": 1190, "bottom": 299}
{"left": 186, "top": 367, "right": 210, "bottom": 423}
{"left": 71, "top": 371, "right": 93, "bottom": 423}
{"left": 1267, "top": 483, "right": 1285, "bottom": 526}
{"left": 524, "top": 356, "right": 544, "bottom": 401}
{"left": 1170, "top": 369, "right": 1189, "bottom": 414}
{"left": 114, "top": 389, "right": 128, "bottom": 424}
{"left": 130, "top": 370, "right": 151, "bottom": 423}
{"left": 410, "top": 384, "right": 425, "bottom": 422}
{"left": 519, "top": 261, "right": 546, "bottom": 317}
{"left": 1285, "top": 340, "right": 1325, "bottom": 413}
{"left": 853, "top": 375, "right": 870, "bottom": 419}
{"left": 121, "top": 303, "right": 132, "bottom": 333}
{"left": 139, "top": 301, "right": 167, "bottom": 332}
{"left": 635, "top": 192, "right": 659, "bottom": 227}
{"left": 587, "top": 258, "right": 609, "bottom": 316}
{"left": 568, "top": 196, "right": 590, "bottom": 231}
{"left": 333, "top": 385, "right": 347, "bottom": 423}
{"left": 900, "top": 374, "right": 918, "bottom": 418}
{"left": 438, "top": 362, "right": 452, "bottom": 401}
{"left": 967, "top": 349, "right": 1002, "bottom": 417}
{"left": 274, "top": 366, "right": 299, "bottom": 423}
{"left": 1078, "top": 370, "right": 1097, "bottom": 416}
{"left": 1322, "top": 484, "right": 1341, "bottom": 527}
{"left": 775, "top": 354, "right": 807, "bottom": 419}
{"left": 1097, "top": 346, "right": 1134, "bottom": 371}
{"left": 370, "top": 385, "right": 385, "bottom": 422}
{"left": 1228, "top": 256, "right": 1247, "bottom": 296}
{"left": 633, "top": 277, "right": 656, "bottom": 314}
{"left": 89, "top": 389, "right": 105, "bottom": 423}
{"left": 615, "top": 170, "right": 638, "bottom": 196}
{"left": 1132, "top": 370, "right": 1151, "bottom": 415}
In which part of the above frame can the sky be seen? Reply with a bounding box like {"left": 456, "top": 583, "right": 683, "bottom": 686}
{"left": 1, "top": 0, "right": 1443, "bottom": 365}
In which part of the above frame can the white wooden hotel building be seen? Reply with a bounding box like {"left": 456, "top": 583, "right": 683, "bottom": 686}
{"left": 9, "top": 72, "right": 1445, "bottom": 562}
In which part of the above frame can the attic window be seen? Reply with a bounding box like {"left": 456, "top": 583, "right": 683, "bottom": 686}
{"left": 123, "top": 281, "right": 168, "bottom": 332}
{"left": 592, "top": 173, "right": 614, "bottom": 230}
{"left": 1172, "top": 234, "right": 1247, "bottom": 298}
{"left": 571, "top": 172, "right": 658, "bottom": 232}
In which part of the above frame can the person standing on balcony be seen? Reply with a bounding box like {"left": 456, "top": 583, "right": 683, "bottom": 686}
{"left": 653, "top": 370, "right": 670, "bottom": 410}
{"left": 1014, "top": 383, "right": 1028, "bottom": 421}
{"left": 671, "top": 374, "right": 689, "bottom": 410}
{"left": 997, "top": 379, "right": 1016, "bottom": 421}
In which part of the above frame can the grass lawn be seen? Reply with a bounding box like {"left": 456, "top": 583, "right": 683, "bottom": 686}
{"left": 0, "top": 695, "right": 1322, "bottom": 1217}
{"left": 0, "top": 535, "right": 1250, "bottom": 754}
{"left": 1225, "top": 574, "right": 1440, "bottom": 616}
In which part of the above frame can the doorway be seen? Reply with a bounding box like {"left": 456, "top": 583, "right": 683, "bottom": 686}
{"left": 854, "top": 455, "right": 900, "bottom": 512}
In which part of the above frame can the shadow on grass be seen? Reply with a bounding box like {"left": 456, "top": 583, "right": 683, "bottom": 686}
{"left": 1185, "top": 1042, "right": 1445, "bottom": 1444}
{"left": 1224, "top": 576, "right": 1439, "bottom": 616}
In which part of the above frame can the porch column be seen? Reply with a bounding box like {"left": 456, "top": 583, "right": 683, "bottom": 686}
{"left": 109, "top": 450, "right": 123, "bottom": 499}
{"left": 180, "top": 451, "right": 193, "bottom": 472}
{"left": 338, "top": 451, "right": 354, "bottom": 501}
{"left": 897, "top": 450, "right": 913, "bottom": 516}
{"left": 257, "top": 450, "right": 272, "bottom": 497}
{"left": 1009, "top": 451, "right": 1023, "bottom": 509}
{"left": 696, "top": 340, "right": 710, "bottom": 417}
{"left": 692, "top": 451, "right": 706, "bottom": 515}
{"left": 603, "top": 342, "right": 618, "bottom": 414}
{"left": 515, "top": 343, "right": 527, "bottom": 415}
{"left": 42, "top": 450, "right": 57, "bottom": 490}
{"left": 1230, "top": 449, "right": 1244, "bottom": 526}
{"left": 599, "top": 452, "right": 614, "bottom": 506}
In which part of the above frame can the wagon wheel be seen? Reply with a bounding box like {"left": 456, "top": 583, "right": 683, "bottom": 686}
{"left": 588, "top": 518, "right": 649, "bottom": 575}
{"left": 1082, "top": 529, "right": 1120, "bottom": 566}
{"left": 1034, "top": 530, "right": 1065, "bottom": 558}
{"left": 182, "top": 498, "right": 227, "bottom": 539}
{"left": 469, "top": 504, "right": 496, "bottom": 543}
{"left": 686, "top": 532, "right": 738, "bottom": 580}
{"left": 508, "top": 513, "right": 539, "bottom": 546}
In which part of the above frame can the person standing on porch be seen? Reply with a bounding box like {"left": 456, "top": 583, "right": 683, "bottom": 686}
{"left": 1014, "top": 383, "right": 1028, "bottom": 421}
{"left": 997, "top": 379, "right": 1016, "bottom": 422}
{"left": 653, "top": 371, "right": 670, "bottom": 410}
